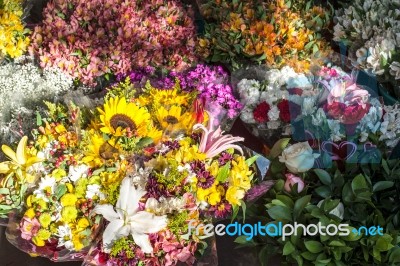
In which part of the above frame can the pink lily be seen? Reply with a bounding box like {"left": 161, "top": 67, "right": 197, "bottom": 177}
{"left": 193, "top": 114, "right": 244, "bottom": 158}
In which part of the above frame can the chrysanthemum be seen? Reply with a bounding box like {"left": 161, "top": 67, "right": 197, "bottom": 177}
{"left": 98, "top": 96, "right": 152, "bottom": 137}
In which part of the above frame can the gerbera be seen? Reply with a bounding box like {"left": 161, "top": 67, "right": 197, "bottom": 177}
{"left": 98, "top": 96, "right": 152, "bottom": 137}
{"left": 156, "top": 105, "right": 195, "bottom": 135}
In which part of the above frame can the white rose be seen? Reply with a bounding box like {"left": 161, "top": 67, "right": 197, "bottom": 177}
{"left": 279, "top": 142, "right": 320, "bottom": 173}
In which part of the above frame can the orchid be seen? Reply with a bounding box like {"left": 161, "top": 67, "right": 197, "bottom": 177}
{"left": 94, "top": 177, "right": 168, "bottom": 253}
{"left": 193, "top": 114, "right": 244, "bottom": 158}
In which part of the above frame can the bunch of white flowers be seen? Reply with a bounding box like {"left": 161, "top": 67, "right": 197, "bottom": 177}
{"left": 0, "top": 56, "right": 75, "bottom": 144}
{"left": 380, "top": 104, "right": 400, "bottom": 148}
{"left": 237, "top": 66, "right": 312, "bottom": 128}
{"left": 334, "top": 0, "right": 400, "bottom": 81}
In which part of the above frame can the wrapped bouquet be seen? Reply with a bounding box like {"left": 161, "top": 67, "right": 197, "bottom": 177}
{"left": 2, "top": 76, "right": 260, "bottom": 264}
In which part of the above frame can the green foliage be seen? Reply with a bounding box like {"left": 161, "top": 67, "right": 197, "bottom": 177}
{"left": 245, "top": 144, "right": 400, "bottom": 265}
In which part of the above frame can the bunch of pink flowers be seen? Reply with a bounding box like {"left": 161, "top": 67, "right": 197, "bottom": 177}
{"left": 29, "top": 0, "right": 198, "bottom": 86}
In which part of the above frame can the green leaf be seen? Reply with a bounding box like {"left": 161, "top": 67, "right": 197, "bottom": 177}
{"left": 328, "top": 240, "right": 346, "bottom": 247}
{"left": 92, "top": 167, "right": 105, "bottom": 176}
{"left": 56, "top": 184, "right": 67, "bottom": 200}
{"left": 314, "top": 169, "right": 332, "bottom": 185}
{"left": 389, "top": 247, "right": 400, "bottom": 263}
{"left": 36, "top": 111, "right": 42, "bottom": 126}
{"left": 382, "top": 159, "right": 390, "bottom": 175}
{"left": 375, "top": 235, "right": 394, "bottom": 251}
{"left": 217, "top": 162, "right": 231, "bottom": 182}
{"left": 283, "top": 241, "right": 295, "bottom": 255}
{"left": 276, "top": 194, "right": 294, "bottom": 208}
{"left": 234, "top": 235, "right": 250, "bottom": 244}
{"left": 304, "top": 240, "right": 324, "bottom": 253}
{"left": 373, "top": 181, "right": 394, "bottom": 192}
{"left": 267, "top": 205, "right": 292, "bottom": 221}
{"left": 136, "top": 137, "right": 153, "bottom": 148}
{"left": 293, "top": 195, "right": 311, "bottom": 220}
{"left": 241, "top": 200, "right": 246, "bottom": 223}
{"left": 269, "top": 138, "right": 291, "bottom": 159}
{"left": 231, "top": 205, "right": 239, "bottom": 222}
{"left": 245, "top": 155, "right": 259, "bottom": 166}
{"left": 301, "top": 251, "right": 318, "bottom": 261}
{"left": 315, "top": 186, "right": 331, "bottom": 198}
{"left": 351, "top": 174, "right": 369, "bottom": 193}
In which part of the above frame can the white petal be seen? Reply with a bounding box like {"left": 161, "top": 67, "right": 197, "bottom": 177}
{"left": 93, "top": 204, "right": 119, "bottom": 221}
{"left": 117, "top": 177, "right": 146, "bottom": 217}
{"left": 102, "top": 219, "right": 125, "bottom": 251}
{"left": 130, "top": 211, "right": 167, "bottom": 233}
{"left": 131, "top": 232, "right": 153, "bottom": 253}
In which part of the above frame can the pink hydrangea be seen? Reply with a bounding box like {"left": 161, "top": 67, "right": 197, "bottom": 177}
{"left": 29, "top": 0, "right": 198, "bottom": 86}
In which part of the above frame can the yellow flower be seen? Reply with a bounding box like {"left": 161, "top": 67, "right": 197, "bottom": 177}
{"left": 226, "top": 186, "right": 245, "bottom": 206}
{"left": 196, "top": 184, "right": 222, "bottom": 206}
{"left": 0, "top": 136, "right": 42, "bottom": 184}
{"left": 51, "top": 169, "right": 67, "bottom": 181}
{"left": 77, "top": 217, "right": 90, "bottom": 231}
{"left": 156, "top": 105, "right": 196, "bottom": 136}
{"left": 98, "top": 96, "right": 152, "bottom": 137}
{"left": 61, "top": 206, "right": 78, "bottom": 222}
{"left": 36, "top": 229, "right": 51, "bottom": 240}
{"left": 72, "top": 234, "right": 85, "bottom": 251}
{"left": 230, "top": 156, "right": 253, "bottom": 190}
{"left": 60, "top": 193, "right": 78, "bottom": 206}
{"left": 66, "top": 183, "right": 74, "bottom": 193}
{"left": 39, "top": 212, "right": 52, "bottom": 228}
{"left": 32, "top": 236, "right": 45, "bottom": 247}
{"left": 140, "top": 86, "right": 190, "bottom": 108}
{"left": 24, "top": 208, "right": 35, "bottom": 219}
{"left": 82, "top": 131, "right": 120, "bottom": 167}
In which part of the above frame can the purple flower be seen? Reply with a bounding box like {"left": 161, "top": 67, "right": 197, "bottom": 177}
{"left": 245, "top": 181, "right": 275, "bottom": 202}
{"left": 197, "top": 171, "right": 215, "bottom": 189}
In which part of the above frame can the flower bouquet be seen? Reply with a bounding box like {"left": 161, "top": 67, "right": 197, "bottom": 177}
{"left": 29, "top": 0, "right": 199, "bottom": 87}
{"left": 118, "top": 64, "right": 243, "bottom": 131}
{"left": 0, "top": 0, "right": 31, "bottom": 59}
{"left": 233, "top": 64, "right": 400, "bottom": 266}
{"left": 196, "top": 0, "right": 332, "bottom": 71}
{"left": 2, "top": 74, "right": 261, "bottom": 264}
{"left": 233, "top": 65, "right": 314, "bottom": 147}
{"left": 334, "top": 0, "right": 400, "bottom": 99}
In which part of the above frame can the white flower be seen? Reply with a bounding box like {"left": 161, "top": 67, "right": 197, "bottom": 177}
{"left": 56, "top": 224, "right": 74, "bottom": 249}
{"left": 237, "top": 79, "right": 261, "bottom": 105}
{"left": 312, "top": 108, "right": 327, "bottom": 126}
{"left": 94, "top": 177, "right": 168, "bottom": 253}
{"left": 268, "top": 105, "right": 280, "bottom": 121}
{"left": 279, "top": 142, "right": 320, "bottom": 173}
{"left": 68, "top": 164, "right": 89, "bottom": 182}
{"left": 327, "top": 119, "right": 345, "bottom": 141}
{"left": 301, "top": 97, "right": 317, "bottom": 116}
{"left": 34, "top": 176, "right": 57, "bottom": 201}
{"left": 127, "top": 167, "right": 151, "bottom": 189}
{"left": 240, "top": 107, "right": 256, "bottom": 124}
{"left": 379, "top": 105, "right": 400, "bottom": 148}
{"left": 145, "top": 197, "right": 185, "bottom": 215}
{"left": 390, "top": 61, "right": 400, "bottom": 79}
{"left": 86, "top": 184, "right": 105, "bottom": 200}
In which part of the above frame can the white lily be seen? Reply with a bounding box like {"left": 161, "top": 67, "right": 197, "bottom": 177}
{"left": 94, "top": 177, "right": 167, "bottom": 253}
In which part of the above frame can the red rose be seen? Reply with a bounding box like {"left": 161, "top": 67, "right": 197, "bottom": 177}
{"left": 342, "top": 103, "right": 370, "bottom": 124}
{"left": 324, "top": 101, "right": 346, "bottom": 120}
{"left": 277, "top": 99, "right": 291, "bottom": 122}
{"left": 288, "top": 88, "right": 303, "bottom": 96}
{"left": 253, "top": 102, "right": 270, "bottom": 123}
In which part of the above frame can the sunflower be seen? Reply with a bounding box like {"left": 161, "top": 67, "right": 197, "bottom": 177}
{"left": 82, "top": 132, "right": 120, "bottom": 167}
{"left": 138, "top": 86, "right": 191, "bottom": 108}
{"left": 156, "top": 105, "right": 195, "bottom": 135}
{"left": 98, "top": 96, "right": 152, "bottom": 137}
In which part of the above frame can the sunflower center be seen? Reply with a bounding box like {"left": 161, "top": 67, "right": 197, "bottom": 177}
{"left": 110, "top": 114, "right": 136, "bottom": 131}
{"left": 99, "top": 142, "right": 119, "bottom": 160}
{"left": 164, "top": 115, "right": 179, "bottom": 125}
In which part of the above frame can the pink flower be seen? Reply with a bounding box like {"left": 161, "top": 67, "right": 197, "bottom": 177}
{"left": 284, "top": 173, "right": 305, "bottom": 193}
{"left": 20, "top": 217, "right": 40, "bottom": 240}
